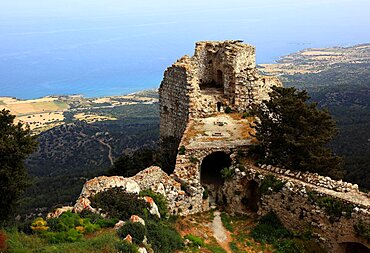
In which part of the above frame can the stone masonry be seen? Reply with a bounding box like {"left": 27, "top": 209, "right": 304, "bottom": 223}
{"left": 159, "top": 40, "right": 282, "bottom": 172}
{"left": 69, "top": 41, "right": 370, "bottom": 253}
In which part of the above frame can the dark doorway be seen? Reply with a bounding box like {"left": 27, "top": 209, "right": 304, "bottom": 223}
{"left": 217, "top": 102, "right": 222, "bottom": 112}
{"left": 242, "top": 180, "right": 259, "bottom": 212}
{"left": 341, "top": 242, "right": 370, "bottom": 253}
{"left": 200, "top": 152, "right": 232, "bottom": 186}
{"left": 217, "top": 70, "right": 224, "bottom": 85}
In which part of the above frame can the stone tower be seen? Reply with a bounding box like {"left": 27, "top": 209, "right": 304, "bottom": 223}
{"left": 159, "top": 40, "right": 281, "bottom": 172}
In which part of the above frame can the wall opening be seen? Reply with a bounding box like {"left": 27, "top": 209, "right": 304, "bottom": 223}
{"left": 200, "top": 152, "right": 231, "bottom": 186}
{"left": 217, "top": 102, "right": 222, "bottom": 112}
{"left": 242, "top": 180, "right": 259, "bottom": 212}
{"left": 217, "top": 70, "right": 223, "bottom": 85}
{"left": 340, "top": 242, "right": 370, "bottom": 253}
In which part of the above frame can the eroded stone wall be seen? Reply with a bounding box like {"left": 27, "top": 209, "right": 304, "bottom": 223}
{"left": 159, "top": 40, "right": 282, "bottom": 171}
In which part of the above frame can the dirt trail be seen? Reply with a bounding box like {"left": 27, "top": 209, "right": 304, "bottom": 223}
{"left": 210, "top": 211, "right": 232, "bottom": 253}
{"left": 98, "top": 140, "right": 114, "bottom": 165}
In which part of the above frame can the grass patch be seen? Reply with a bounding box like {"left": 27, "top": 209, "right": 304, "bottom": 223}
{"left": 260, "top": 174, "right": 285, "bottom": 195}
{"left": 5, "top": 229, "right": 118, "bottom": 253}
{"left": 220, "top": 212, "right": 234, "bottom": 232}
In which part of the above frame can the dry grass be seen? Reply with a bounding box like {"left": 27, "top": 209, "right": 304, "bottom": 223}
{"left": 74, "top": 113, "right": 117, "bottom": 123}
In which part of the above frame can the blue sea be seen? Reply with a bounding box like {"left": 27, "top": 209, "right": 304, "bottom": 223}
{"left": 1, "top": 0, "right": 370, "bottom": 99}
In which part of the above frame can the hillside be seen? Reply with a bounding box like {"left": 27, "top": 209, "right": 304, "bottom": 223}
{"left": 17, "top": 93, "right": 160, "bottom": 216}
{"left": 260, "top": 44, "right": 370, "bottom": 190}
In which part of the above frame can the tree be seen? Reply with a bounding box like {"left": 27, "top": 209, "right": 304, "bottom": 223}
{"left": 0, "top": 109, "right": 38, "bottom": 225}
{"left": 108, "top": 148, "right": 158, "bottom": 177}
{"left": 251, "top": 86, "right": 343, "bottom": 178}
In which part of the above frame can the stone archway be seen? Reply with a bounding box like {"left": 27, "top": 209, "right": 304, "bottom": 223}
{"left": 200, "top": 151, "right": 232, "bottom": 186}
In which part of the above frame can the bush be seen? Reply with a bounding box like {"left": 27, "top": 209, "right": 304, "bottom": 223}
{"left": 146, "top": 220, "right": 183, "bottom": 253}
{"left": 80, "top": 210, "right": 118, "bottom": 228}
{"left": 260, "top": 174, "right": 285, "bottom": 195}
{"left": 184, "top": 234, "right": 204, "bottom": 247}
{"left": 202, "top": 187, "right": 209, "bottom": 199}
{"left": 251, "top": 212, "right": 290, "bottom": 243}
{"left": 115, "top": 240, "right": 139, "bottom": 253}
{"left": 117, "top": 222, "right": 146, "bottom": 245}
{"left": 189, "top": 156, "right": 199, "bottom": 164}
{"left": 178, "top": 145, "right": 186, "bottom": 155}
{"left": 91, "top": 187, "right": 149, "bottom": 220}
{"left": 139, "top": 190, "right": 169, "bottom": 218}
{"left": 220, "top": 167, "right": 235, "bottom": 180}
{"left": 30, "top": 217, "right": 49, "bottom": 232}
{"left": 354, "top": 220, "right": 370, "bottom": 242}
{"left": 242, "top": 111, "right": 250, "bottom": 118}
{"left": 224, "top": 106, "right": 232, "bottom": 113}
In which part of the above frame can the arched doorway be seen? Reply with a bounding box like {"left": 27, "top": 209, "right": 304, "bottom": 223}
{"left": 242, "top": 180, "right": 259, "bottom": 212}
{"left": 216, "top": 70, "right": 224, "bottom": 86}
{"left": 200, "top": 152, "right": 232, "bottom": 186}
{"left": 340, "top": 242, "right": 370, "bottom": 253}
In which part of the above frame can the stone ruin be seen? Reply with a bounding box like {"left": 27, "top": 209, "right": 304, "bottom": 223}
{"left": 159, "top": 40, "right": 281, "bottom": 172}
{"left": 66, "top": 41, "right": 370, "bottom": 253}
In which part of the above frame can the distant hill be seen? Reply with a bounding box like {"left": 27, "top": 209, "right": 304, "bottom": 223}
{"left": 260, "top": 44, "right": 370, "bottom": 190}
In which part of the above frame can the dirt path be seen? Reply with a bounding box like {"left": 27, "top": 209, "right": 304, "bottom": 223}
{"left": 210, "top": 211, "right": 232, "bottom": 253}
{"left": 98, "top": 139, "right": 114, "bottom": 166}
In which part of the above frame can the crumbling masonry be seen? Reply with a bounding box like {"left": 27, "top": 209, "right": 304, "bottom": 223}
{"left": 72, "top": 41, "right": 370, "bottom": 253}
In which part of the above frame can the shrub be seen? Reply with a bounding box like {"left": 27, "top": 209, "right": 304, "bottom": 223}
{"left": 146, "top": 220, "right": 183, "bottom": 253}
{"left": 91, "top": 187, "right": 149, "bottom": 220}
{"left": 115, "top": 240, "right": 139, "bottom": 253}
{"left": 202, "top": 187, "right": 209, "bottom": 199}
{"left": 308, "top": 192, "right": 353, "bottom": 221}
{"left": 117, "top": 222, "right": 146, "bottom": 245}
{"left": 184, "top": 234, "right": 204, "bottom": 247}
{"left": 260, "top": 174, "right": 285, "bottom": 195}
{"left": 80, "top": 210, "right": 118, "bottom": 228}
{"left": 242, "top": 111, "right": 250, "bottom": 118}
{"left": 220, "top": 167, "right": 235, "bottom": 180}
{"left": 189, "top": 156, "right": 199, "bottom": 164}
{"left": 30, "top": 217, "right": 49, "bottom": 232}
{"left": 354, "top": 220, "right": 370, "bottom": 242}
{"left": 178, "top": 145, "right": 186, "bottom": 155}
{"left": 224, "top": 106, "right": 232, "bottom": 113}
{"left": 139, "top": 190, "right": 169, "bottom": 218}
{"left": 251, "top": 212, "right": 290, "bottom": 243}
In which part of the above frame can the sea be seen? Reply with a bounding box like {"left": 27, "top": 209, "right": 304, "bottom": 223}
{"left": 1, "top": 0, "right": 370, "bottom": 99}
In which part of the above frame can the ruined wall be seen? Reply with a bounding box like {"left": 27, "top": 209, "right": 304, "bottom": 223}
{"left": 159, "top": 40, "right": 281, "bottom": 171}
{"left": 159, "top": 56, "right": 193, "bottom": 171}
{"left": 222, "top": 163, "right": 370, "bottom": 253}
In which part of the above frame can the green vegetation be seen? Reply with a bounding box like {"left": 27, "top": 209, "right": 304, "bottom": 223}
{"left": 108, "top": 148, "right": 158, "bottom": 177}
{"left": 0, "top": 109, "right": 38, "bottom": 226}
{"left": 117, "top": 221, "right": 146, "bottom": 244}
{"left": 251, "top": 86, "right": 343, "bottom": 179}
{"left": 354, "top": 220, "right": 370, "bottom": 242}
{"left": 178, "top": 145, "right": 186, "bottom": 155}
{"left": 189, "top": 156, "right": 199, "bottom": 164}
{"left": 115, "top": 240, "right": 139, "bottom": 253}
{"left": 145, "top": 219, "right": 183, "bottom": 253}
{"left": 220, "top": 167, "right": 235, "bottom": 180}
{"left": 5, "top": 228, "right": 118, "bottom": 253}
{"left": 308, "top": 192, "right": 353, "bottom": 222}
{"left": 139, "top": 189, "right": 169, "bottom": 218}
{"left": 91, "top": 188, "right": 149, "bottom": 221}
{"left": 251, "top": 212, "right": 327, "bottom": 253}
{"left": 224, "top": 106, "right": 232, "bottom": 114}
{"left": 260, "top": 174, "right": 285, "bottom": 195}
{"left": 220, "top": 212, "right": 234, "bottom": 232}
{"left": 184, "top": 234, "right": 204, "bottom": 247}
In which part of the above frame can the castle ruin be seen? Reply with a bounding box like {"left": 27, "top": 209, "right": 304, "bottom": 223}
{"left": 72, "top": 41, "right": 370, "bottom": 253}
